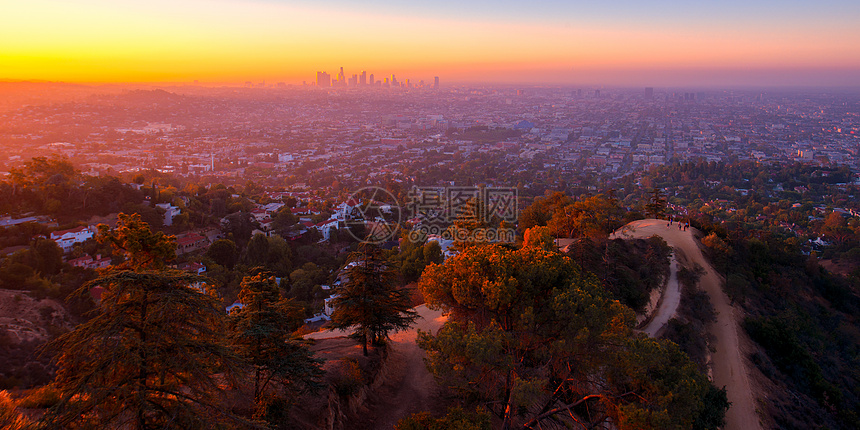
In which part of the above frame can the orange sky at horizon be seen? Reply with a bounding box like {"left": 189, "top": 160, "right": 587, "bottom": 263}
{"left": 2, "top": 0, "right": 859, "bottom": 86}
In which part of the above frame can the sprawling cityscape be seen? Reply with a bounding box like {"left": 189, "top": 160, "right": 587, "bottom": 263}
{"left": 2, "top": 0, "right": 860, "bottom": 429}
{"left": 2, "top": 83, "right": 856, "bottom": 190}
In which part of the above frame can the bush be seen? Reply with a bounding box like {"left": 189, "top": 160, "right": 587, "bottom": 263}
{"left": 329, "top": 358, "right": 364, "bottom": 397}
{"left": 0, "top": 390, "right": 31, "bottom": 430}
{"left": 17, "top": 384, "right": 61, "bottom": 409}
{"left": 693, "top": 385, "right": 729, "bottom": 430}
{"left": 396, "top": 407, "right": 491, "bottom": 430}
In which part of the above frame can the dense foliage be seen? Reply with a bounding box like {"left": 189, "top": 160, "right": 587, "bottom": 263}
{"left": 329, "top": 244, "right": 418, "bottom": 355}
{"left": 418, "top": 243, "right": 726, "bottom": 429}
{"left": 229, "top": 270, "right": 323, "bottom": 424}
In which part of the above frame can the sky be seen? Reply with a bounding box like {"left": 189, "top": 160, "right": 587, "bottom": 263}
{"left": 2, "top": 0, "right": 859, "bottom": 87}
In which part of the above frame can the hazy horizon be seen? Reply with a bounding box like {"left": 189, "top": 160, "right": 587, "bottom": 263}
{"left": 2, "top": 0, "right": 859, "bottom": 87}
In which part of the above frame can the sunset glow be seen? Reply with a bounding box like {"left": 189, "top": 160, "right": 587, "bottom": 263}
{"left": 2, "top": 0, "right": 859, "bottom": 86}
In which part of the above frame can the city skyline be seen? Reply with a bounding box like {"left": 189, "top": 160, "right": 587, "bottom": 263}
{"left": 2, "top": 0, "right": 859, "bottom": 87}
{"left": 314, "top": 67, "right": 437, "bottom": 88}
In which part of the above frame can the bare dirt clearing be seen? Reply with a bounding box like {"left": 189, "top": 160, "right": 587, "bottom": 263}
{"left": 306, "top": 305, "right": 447, "bottom": 429}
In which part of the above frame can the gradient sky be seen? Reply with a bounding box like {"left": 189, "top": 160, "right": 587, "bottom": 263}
{"left": 2, "top": 0, "right": 859, "bottom": 86}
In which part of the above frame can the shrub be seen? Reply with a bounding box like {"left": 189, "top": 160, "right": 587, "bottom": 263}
{"left": 0, "top": 390, "right": 30, "bottom": 429}
{"left": 17, "top": 384, "right": 61, "bottom": 409}
{"left": 329, "top": 358, "right": 363, "bottom": 396}
{"left": 396, "top": 407, "right": 491, "bottom": 430}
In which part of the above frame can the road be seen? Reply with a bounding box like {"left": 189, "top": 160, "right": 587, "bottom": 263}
{"left": 614, "top": 219, "right": 761, "bottom": 430}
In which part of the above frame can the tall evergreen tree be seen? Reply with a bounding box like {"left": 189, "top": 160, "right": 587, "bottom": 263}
{"left": 97, "top": 212, "right": 176, "bottom": 270}
{"left": 44, "top": 270, "right": 254, "bottom": 429}
{"left": 329, "top": 244, "right": 418, "bottom": 355}
{"left": 43, "top": 216, "right": 258, "bottom": 429}
{"left": 645, "top": 188, "right": 668, "bottom": 219}
{"left": 229, "top": 270, "right": 323, "bottom": 422}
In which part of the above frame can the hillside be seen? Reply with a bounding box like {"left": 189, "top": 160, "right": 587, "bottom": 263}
{"left": 0, "top": 289, "right": 75, "bottom": 388}
{"left": 616, "top": 219, "right": 762, "bottom": 430}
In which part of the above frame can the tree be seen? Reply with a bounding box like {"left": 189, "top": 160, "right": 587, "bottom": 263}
{"left": 241, "top": 234, "right": 292, "bottom": 276}
{"left": 522, "top": 225, "right": 555, "bottom": 251}
{"left": 418, "top": 244, "right": 724, "bottom": 429}
{"left": 517, "top": 191, "right": 572, "bottom": 233}
{"left": 272, "top": 207, "right": 298, "bottom": 235}
{"left": 44, "top": 270, "right": 254, "bottom": 429}
{"left": 645, "top": 188, "right": 667, "bottom": 219}
{"left": 422, "top": 240, "right": 444, "bottom": 265}
{"left": 243, "top": 233, "right": 271, "bottom": 268}
{"left": 97, "top": 212, "right": 176, "bottom": 270}
{"left": 264, "top": 235, "right": 293, "bottom": 276}
{"left": 44, "top": 217, "right": 258, "bottom": 429}
{"left": 222, "top": 211, "right": 256, "bottom": 248}
{"left": 206, "top": 238, "right": 239, "bottom": 269}
{"left": 394, "top": 231, "right": 443, "bottom": 283}
{"left": 545, "top": 194, "right": 625, "bottom": 240}
{"left": 329, "top": 244, "right": 418, "bottom": 355}
{"left": 27, "top": 236, "right": 64, "bottom": 276}
{"left": 229, "top": 271, "right": 323, "bottom": 423}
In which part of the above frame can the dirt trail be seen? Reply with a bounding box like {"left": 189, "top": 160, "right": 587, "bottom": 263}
{"left": 615, "top": 219, "right": 761, "bottom": 430}
{"left": 642, "top": 255, "right": 680, "bottom": 337}
{"left": 305, "top": 305, "right": 447, "bottom": 429}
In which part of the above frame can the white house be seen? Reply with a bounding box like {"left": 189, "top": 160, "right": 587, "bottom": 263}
{"left": 67, "top": 253, "right": 112, "bottom": 270}
{"left": 315, "top": 219, "right": 340, "bottom": 241}
{"left": 323, "top": 294, "right": 338, "bottom": 316}
{"left": 50, "top": 226, "right": 95, "bottom": 253}
{"left": 262, "top": 202, "right": 285, "bottom": 215}
{"left": 250, "top": 208, "right": 270, "bottom": 223}
{"left": 333, "top": 199, "right": 361, "bottom": 221}
{"left": 155, "top": 203, "right": 182, "bottom": 226}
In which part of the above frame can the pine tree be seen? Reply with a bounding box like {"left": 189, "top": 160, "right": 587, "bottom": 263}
{"left": 43, "top": 214, "right": 258, "bottom": 429}
{"left": 329, "top": 244, "right": 418, "bottom": 356}
{"left": 97, "top": 212, "right": 176, "bottom": 270}
{"left": 44, "top": 270, "right": 253, "bottom": 429}
{"left": 418, "top": 244, "right": 726, "bottom": 430}
{"left": 229, "top": 270, "right": 323, "bottom": 421}
{"left": 645, "top": 188, "right": 667, "bottom": 219}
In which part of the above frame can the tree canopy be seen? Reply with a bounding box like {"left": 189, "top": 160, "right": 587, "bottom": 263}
{"left": 97, "top": 212, "right": 176, "bottom": 270}
{"left": 418, "top": 244, "right": 725, "bottom": 429}
{"left": 44, "top": 217, "right": 257, "bottom": 429}
{"left": 329, "top": 244, "right": 418, "bottom": 355}
{"left": 45, "top": 270, "right": 252, "bottom": 429}
{"left": 229, "top": 270, "right": 323, "bottom": 423}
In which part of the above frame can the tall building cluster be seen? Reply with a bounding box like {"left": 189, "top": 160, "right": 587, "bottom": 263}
{"left": 314, "top": 67, "right": 438, "bottom": 89}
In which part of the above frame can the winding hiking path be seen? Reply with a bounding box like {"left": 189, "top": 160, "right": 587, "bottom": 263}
{"left": 614, "top": 219, "right": 761, "bottom": 430}
{"left": 642, "top": 254, "right": 680, "bottom": 337}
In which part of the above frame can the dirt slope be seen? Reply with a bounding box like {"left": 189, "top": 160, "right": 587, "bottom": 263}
{"left": 0, "top": 289, "right": 73, "bottom": 343}
{"left": 615, "top": 219, "right": 761, "bottom": 430}
{"left": 306, "top": 305, "right": 447, "bottom": 429}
